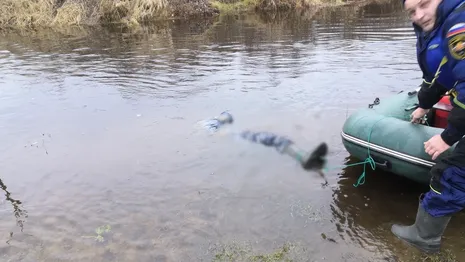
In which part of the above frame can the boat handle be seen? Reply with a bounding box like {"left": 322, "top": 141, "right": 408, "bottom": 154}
{"left": 404, "top": 103, "right": 419, "bottom": 111}
{"left": 374, "top": 160, "right": 390, "bottom": 168}
{"left": 368, "top": 97, "right": 380, "bottom": 108}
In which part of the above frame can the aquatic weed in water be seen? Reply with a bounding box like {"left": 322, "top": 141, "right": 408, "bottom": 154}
{"left": 82, "top": 224, "right": 111, "bottom": 242}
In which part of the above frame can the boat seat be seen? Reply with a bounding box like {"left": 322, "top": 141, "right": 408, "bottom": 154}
{"left": 431, "top": 96, "right": 453, "bottom": 128}
{"left": 432, "top": 96, "right": 453, "bottom": 111}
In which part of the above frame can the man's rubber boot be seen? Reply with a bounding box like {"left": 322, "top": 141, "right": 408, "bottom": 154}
{"left": 391, "top": 201, "right": 451, "bottom": 254}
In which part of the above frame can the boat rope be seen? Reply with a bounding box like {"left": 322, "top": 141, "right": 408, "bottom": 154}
{"left": 351, "top": 116, "right": 385, "bottom": 187}
{"left": 325, "top": 112, "right": 418, "bottom": 187}
{"left": 322, "top": 116, "right": 388, "bottom": 187}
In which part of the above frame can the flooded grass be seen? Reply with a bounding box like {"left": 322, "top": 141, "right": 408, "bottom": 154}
{"left": 209, "top": 244, "right": 460, "bottom": 262}
{"left": 411, "top": 249, "right": 457, "bottom": 262}
{"left": 211, "top": 242, "right": 298, "bottom": 262}
{"left": 81, "top": 225, "right": 112, "bottom": 243}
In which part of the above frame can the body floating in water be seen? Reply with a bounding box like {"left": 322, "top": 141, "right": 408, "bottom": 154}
{"left": 202, "top": 111, "right": 329, "bottom": 186}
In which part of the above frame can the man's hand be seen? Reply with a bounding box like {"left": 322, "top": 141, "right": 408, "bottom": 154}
{"left": 424, "top": 134, "right": 450, "bottom": 160}
{"left": 411, "top": 107, "right": 430, "bottom": 124}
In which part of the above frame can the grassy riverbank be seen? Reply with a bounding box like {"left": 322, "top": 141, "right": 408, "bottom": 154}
{"left": 211, "top": 0, "right": 346, "bottom": 13}
{"left": 0, "top": 0, "right": 375, "bottom": 31}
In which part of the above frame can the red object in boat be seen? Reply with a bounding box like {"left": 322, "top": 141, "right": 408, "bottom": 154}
{"left": 433, "top": 96, "right": 453, "bottom": 129}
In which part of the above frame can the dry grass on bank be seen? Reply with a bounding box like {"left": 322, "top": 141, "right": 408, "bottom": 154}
{"left": 0, "top": 0, "right": 169, "bottom": 30}
{"left": 0, "top": 0, "right": 372, "bottom": 31}
{"left": 99, "top": 0, "right": 168, "bottom": 25}
{"left": 211, "top": 0, "right": 345, "bottom": 13}
{"left": 210, "top": 0, "right": 259, "bottom": 12}
{"left": 0, "top": 0, "right": 55, "bottom": 29}
{"left": 54, "top": 2, "right": 87, "bottom": 26}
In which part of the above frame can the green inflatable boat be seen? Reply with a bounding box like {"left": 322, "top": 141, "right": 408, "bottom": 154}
{"left": 341, "top": 88, "right": 457, "bottom": 185}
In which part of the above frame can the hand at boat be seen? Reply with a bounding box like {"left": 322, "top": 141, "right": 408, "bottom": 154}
{"left": 410, "top": 107, "right": 429, "bottom": 124}
{"left": 424, "top": 135, "right": 450, "bottom": 160}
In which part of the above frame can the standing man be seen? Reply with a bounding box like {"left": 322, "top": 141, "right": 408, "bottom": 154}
{"left": 392, "top": 0, "right": 465, "bottom": 254}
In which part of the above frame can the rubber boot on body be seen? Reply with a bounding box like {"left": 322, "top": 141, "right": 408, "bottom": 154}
{"left": 391, "top": 195, "right": 451, "bottom": 254}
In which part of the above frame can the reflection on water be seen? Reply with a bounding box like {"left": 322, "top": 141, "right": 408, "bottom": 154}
{"left": 332, "top": 157, "right": 465, "bottom": 261}
{"left": 0, "top": 178, "right": 28, "bottom": 236}
{"left": 1, "top": 1, "right": 463, "bottom": 261}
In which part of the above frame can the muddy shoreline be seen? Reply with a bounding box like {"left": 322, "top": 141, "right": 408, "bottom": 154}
{"left": 0, "top": 0, "right": 394, "bottom": 31}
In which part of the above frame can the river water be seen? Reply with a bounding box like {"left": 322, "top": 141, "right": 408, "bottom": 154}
{"left": 1, "top": 1, "right": 464, "bottom": 261}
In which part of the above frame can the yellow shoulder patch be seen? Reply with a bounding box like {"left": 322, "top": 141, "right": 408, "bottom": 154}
{"left": 448, "top": 33, "right": 465, "bottom": 60}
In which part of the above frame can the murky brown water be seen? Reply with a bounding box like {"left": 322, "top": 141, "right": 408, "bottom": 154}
{"left": 1, "top": 1, "right": 465, "bottom": 261}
